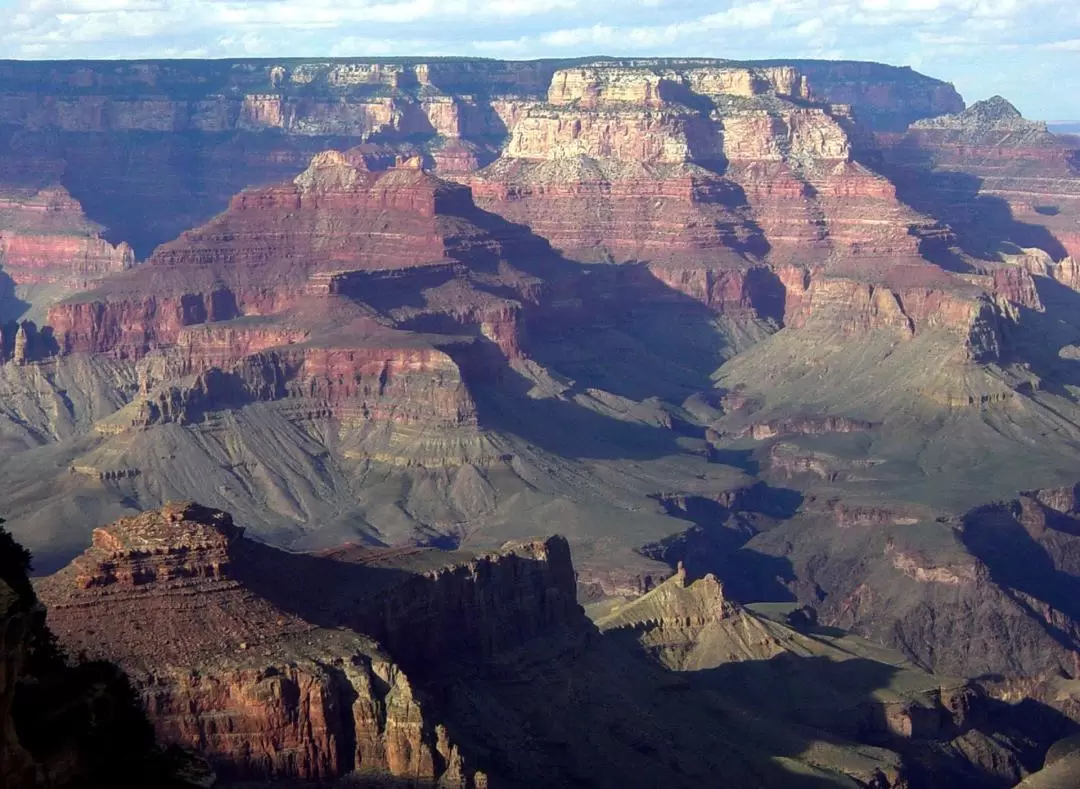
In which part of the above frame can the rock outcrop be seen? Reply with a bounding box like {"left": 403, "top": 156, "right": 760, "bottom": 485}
{"left": 762, "top": 60, "right": 966, "bottom": 131}
{"left": 594, "top": 568, "right": 1055, "bottom": 787}
{"left": 0, "top": 187, "right": 132, "bottom": 283}
{"left": 36, "top": 501, "right": 579, "bottom": 785}
{"left": 880, "top": 96, "right": 1080, "bottom": 261}
{"left": 0, "top": 56, "right": 961, "bottom": 263}
{"left": 0, "top": 522, "right": 211, "bottom": 788}
{"left": 37, "top": 502, "right": 1074, "bottom": 789}
{"left": 45, "top": 154, "right": 550, "bottom": 362}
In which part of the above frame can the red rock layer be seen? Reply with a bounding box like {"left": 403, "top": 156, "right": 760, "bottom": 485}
{"left": 0, "top": 187, "right": 133, "bottom": 288}
{"left": 878, "top": 99, "right": 1080, "bottom": 261}
{"left": 46, "top": 155, "right": 548, "bottom": 361}
{"left": 467, "top": 64, "right": 961, "bottom": 337}
{"left": 38, "top": 502, "right": 580, "bottom": 784}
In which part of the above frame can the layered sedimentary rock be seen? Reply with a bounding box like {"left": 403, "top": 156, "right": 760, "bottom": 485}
{"left": 0, "top": 58, "right": 949, "bottom": 136}
{"left": 47, "top": 153, "right": 547, "bottom": 361}
{"left": 128, "top": 337, "right": 479, "bottom": 433}
{"left": 879, "top": 96, "right": 1080, "bottom": 261}
{"left": 594, "top": 568, "right": 1057, "bottom": 787}
{"left": 0, "top": 186, "right": 133, "bottom": 321}
{"left": 40, "top": 503, "right": 1074, "bottom": 789}
{"left": 37, "top": 502, "right": 582, "bottom": 784}
{"left": 0, "top": 524, "right": 211, "bottom": 788}
{"left": 467, "top": 61, "right": 984, "bottom": 350}
{"left": 720, "top": 483, "right": 1080, "bottom": 679}
{"left": 0, "top": 56, "right": 960, "bottom": 262}
{"left": 0, "top": 187, "right": 132, "bottom": 285}
{"left": 760, "top": 59, "right": 965, "bottom": 130}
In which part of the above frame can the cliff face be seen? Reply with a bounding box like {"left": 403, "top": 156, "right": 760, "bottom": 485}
{"left": 0, "top": 56, "right": 961, "bottom": 263}
{"left": 465, "top": 61, "right": 984, "bottom": 346}
{"left": 46, "top": 154, "right": 545, "bottom": 361}
{"left": 0, "top": 58, "right": 946, "bottom": 136}
{"left": 0, "top": 523, "right": 210, "bottom": 788}
{"left": 37, "top": 502, "right": 585, "bottom": 784}
{"left": 878, "top": 96, "right": 1080, "bottom": 261}
{"left": 593, "top": 568, "right": 1059, "bottom": 788}
{"left": 0, "top": 569, "right": 38, "bottom": 788}
{"left": 0, "top": 187, "right": 132, "bottom": 283}
{"left": 0, "top": 186, "right": 133, "bottom": 323}
{"left": 38, "top": 502, "right": 1076, "bottom": 789}
{"left": 759, "top": 59, "right": 966, "bottom": 131}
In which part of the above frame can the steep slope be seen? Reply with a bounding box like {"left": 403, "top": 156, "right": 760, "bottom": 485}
{"left": 9, "top": 56, "right": 1080, "bottom": 716}
{"left": 0, "top": 186, "right": 133, "bottom": 323}
{"left": 595, "top": 568, "right": 1076, "bottom": 787}
{"left": 36, "top": 501, "right": 574, "bottom": 785}
{"left": 758, "top": 60, "right": 965, "bottom": 131}
{"left": 877, "top": 96, "right": 1080, "bottom": 260}
{"left": 0, "top": 145, "right": 758, "bottom": 593}
{"left": 41, "top": 501, "right": 1078, "bottom": 789}
{"left": 0, "top": 522, "right": 210, "bottom": 788}
{"left": 47, "top": 152, "right": 546, "bottom": 360}
{"left": 0, "top": 57, "right": 961, "bottom": 261}
{"left": 469, "top": 62, "right": 935, "bottom": 271}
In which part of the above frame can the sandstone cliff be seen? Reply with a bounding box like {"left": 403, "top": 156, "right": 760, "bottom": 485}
{"left": 0, "top": 522, "right": 210, "bottom": 788}
{"left": 0, "top": 56, "right": 961, "bottom": 262}
{"left": 0, "top": 186, "right": 133, "bottom": 322}
{"left": 759, "top": 59, "right": 966, "bottom": 130}
{"left": 45, "top": 154, "right": 550, "bottom": 362}
{"left": 39, "top": 502, "right": 1072, "bottom": 789}
{"left": 36, "top": 501, "right": 581, "bottom": 785}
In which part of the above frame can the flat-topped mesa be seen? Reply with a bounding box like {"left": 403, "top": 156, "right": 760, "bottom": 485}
{"left": 0, "top": 186, "right": 134, "bottom": 292}
{"left": 472, "top": 62, "right": 947, "bottom": 288}
{"left": 0, "top": 58, "right": 951, "bottom": 134}
{"left": 763, "top": 60, "right": 966, "bottom": 131}
{"left": 547, "top": 64, "right": 810, "bottom": 109}
{"left": 498, "top": 65, "right": 844, "bottom": 167}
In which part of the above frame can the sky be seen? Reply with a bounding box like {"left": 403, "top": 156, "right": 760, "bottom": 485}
{"left": 1, "top": 0, "right": 1078, "bottom": 120}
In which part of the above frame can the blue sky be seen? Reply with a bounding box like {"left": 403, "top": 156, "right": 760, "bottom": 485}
{"left": 1, "top": 0, "right": 1078, "bottom": 120}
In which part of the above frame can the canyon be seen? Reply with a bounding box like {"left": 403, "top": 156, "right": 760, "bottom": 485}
{"left": 0, "top": 55, "right": 1080, "bottom": 787}
{"left": 10, "top": 501, "right": 1072, "bottom": 787}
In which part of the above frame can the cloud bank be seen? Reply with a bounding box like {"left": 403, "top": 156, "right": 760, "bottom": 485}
{"left": 1, "top": 0, "right": 1078, "bottom": 118}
